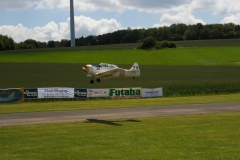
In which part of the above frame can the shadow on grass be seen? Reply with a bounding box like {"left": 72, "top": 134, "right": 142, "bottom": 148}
{"left": 125, "top": 119, "right": 141, "bottom": 123}
{"left": 85, "top": 118, "right": 141, "bottom": 126}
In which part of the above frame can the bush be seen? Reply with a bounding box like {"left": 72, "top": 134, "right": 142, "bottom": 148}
{"left": 168, "top": 42, "right": 177, "bottom": 48}
{"left": 138, "top": 38, "right": 177, "bottom": 50}
{"left": 138, "top": 36, "right": 156, "bottom": 49}
{"left": 154, "top": 44, "right": 162, "bottom": 50}
{"left": 155, "top": 41, "right": 177, "bottom": 50}
{"left": 160, "top": 41, "right": 169, "bottom": 48}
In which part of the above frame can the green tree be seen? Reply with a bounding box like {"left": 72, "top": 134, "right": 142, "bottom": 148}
{"left": 76, "top": 36, "right": 85, "bottom": 46}
{"left": 60, "top": 39, "right": 70, "bottom": 47}
{"left": 24, "top": 39, "right": 38, "bottom": 48}
{"left": 157, "top": 26, "right": 169, "bottom": 40}
{"left": 0, "top": 40, "right": 4, "bottom": 51}
{"left": 47, "top": 40, "right": 56, "bottom": 48}
{"left": 36, "top": 42, "right": 47, "bottom": 48}
{"left": 0, "top": 35, "right": 15, "bottom": 50}
{"left": 18, "top": 42, "right": 27, "bottom": 49}
{"left": 183, "top": 26, "right": 197, "bottom": 40}
{"left": 194, "top": 23, "right": 204, "bottom": 39}
{"left": 27, "top": 44, "right": 36, "bottom": 49}
{"left": 14, "top": 42, "right": 19, "bottom": 50}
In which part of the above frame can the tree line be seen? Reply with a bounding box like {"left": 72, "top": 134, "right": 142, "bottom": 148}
{"left": 1, "top": 23, "right": 240, "bottom": 51}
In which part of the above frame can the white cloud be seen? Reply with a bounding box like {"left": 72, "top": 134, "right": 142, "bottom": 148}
{"left": 74, "top": 16, "right": 122, "bottom": 37}
{"left": 1, "top": 0, "right": 240, "bottom": 16}
{"left": 0, "top": 15, "right": 122, "bottom": 42}
{"left": 36, "top": 0, "right": 98, "bottom": 12}
{"left": 221, "top": 13, "right": 240, "bottom": 24}
{"left": 153, "top": 12, "right": 206, "bottom": 27}
{"left": 0, "top": 0, "right": 39, "bottom": 10}
{"left": 213, "top": 0, "right": 240, "bottom": 15}
{"left": 1, "top": 0, "right": 240, "bottom": 42}
{"left": 0, "top": 24, "right": 33, "bottom": 42}
{"left": 32, "top": 21, "right": 61, "bottom": 41}
{"left": 30, "top": 0, "right": 193, "bottom": 13}
{"left": 0, "top": 22, "right": 62, "bottom": 42}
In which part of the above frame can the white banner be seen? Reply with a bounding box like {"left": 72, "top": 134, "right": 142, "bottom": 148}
{"left": 38, "top": 88, "right": 74, "bottom": 98}
{"left": 141, "top": 88, "right": 163, "bottom": 98}
{"left": 87, "top": 89, "right": 109, "bottom": 98}
{"left": 109, "top": 88, "right": 141, "bottom": 99}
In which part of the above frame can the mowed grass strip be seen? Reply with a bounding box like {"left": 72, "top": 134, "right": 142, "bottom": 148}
{"left": 1, "top": 63, "right": 240, "bottom": 96}
{"left": 0, "top": 94, "right": 239, "bottom": 114}
{"left": 0, "top": 113, "right": 240, "bottom": 159}
{"left": 1, "top": 46, "right": 240, "bottom": 66}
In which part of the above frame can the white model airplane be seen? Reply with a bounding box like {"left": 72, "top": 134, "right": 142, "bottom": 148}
{"left": 82, "top": 62, "right": 140, "bottom": 84}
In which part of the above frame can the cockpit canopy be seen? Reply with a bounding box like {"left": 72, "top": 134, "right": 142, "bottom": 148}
{"left": 98, "top": 63, "right": 118, "bottom": 68}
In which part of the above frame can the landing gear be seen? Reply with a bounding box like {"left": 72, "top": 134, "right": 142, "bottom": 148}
{"left": 90, "top": 78, "right": 101, "bottom": 84}
{"left": 90, "top": 80, "right": 94, "bottom": 84}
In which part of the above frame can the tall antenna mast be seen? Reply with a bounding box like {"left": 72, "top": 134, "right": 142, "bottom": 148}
{"left": 70, "top": 0, "right": 75, "bottom": 47}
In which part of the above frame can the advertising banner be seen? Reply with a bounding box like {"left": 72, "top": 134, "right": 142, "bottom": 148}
{"left": 109, "top": 88, "right": 141, "bottom": 99}
{"left": 141, "top": 88, "right": 163, "bottom": 98}
{"left": 87, "top": 89, "right": 109, "bottom": 98}
{"left": 38, "top": 88, "right": 74, "bottom": 98}
{"left": 0, "top": 88, "right": 24, "bottom": 103}
{"left": 24, "top": 88, "right": 38, "bottom": 99}
{"left": 74, "top": 89, "right": 87, "bottom": 99}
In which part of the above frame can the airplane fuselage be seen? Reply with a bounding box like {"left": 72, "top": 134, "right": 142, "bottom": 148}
{"left": 82, "top": 63, "right": 140, "bottom": 84}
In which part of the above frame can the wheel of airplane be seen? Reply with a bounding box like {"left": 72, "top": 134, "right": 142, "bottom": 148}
{"left": 90, "top": 80, "right": 94, "bottom": 84}
{"left": 97, "top": 78, "right": 101, "bottom": 83}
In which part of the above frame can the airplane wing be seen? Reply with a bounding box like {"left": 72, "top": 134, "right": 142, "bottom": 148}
{"left": 96, "top": 68, "right": 124, "bottom": 77}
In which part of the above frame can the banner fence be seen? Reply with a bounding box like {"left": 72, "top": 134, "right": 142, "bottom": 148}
{"left": 141, "top": 87, "right": 163, "bottom": 98}
{"left": 0, "top": 88, "right": 24, "bottom": 103}
{"left": 20, "top": 87, "right": 163, "bottom": 100}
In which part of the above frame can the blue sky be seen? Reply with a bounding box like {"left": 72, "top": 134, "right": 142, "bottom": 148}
{"left": 0, "top": 0, "right": 240, "bottom": 42}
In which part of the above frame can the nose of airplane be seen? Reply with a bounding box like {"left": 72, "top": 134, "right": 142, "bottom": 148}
{"left": 82, "top": 65, "right": 89, "bottom": 74}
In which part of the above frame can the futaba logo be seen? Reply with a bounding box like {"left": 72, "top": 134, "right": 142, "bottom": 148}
{"left": 110, "top": 88, "right": 140, "bottom": 96}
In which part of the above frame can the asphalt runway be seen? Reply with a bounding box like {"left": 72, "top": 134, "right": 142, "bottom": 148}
{"left": 1, "top": 102, "right": 240, "bottom": 127}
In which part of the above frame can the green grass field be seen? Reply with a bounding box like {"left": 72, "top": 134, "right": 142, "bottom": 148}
{"left": 1, "top": 94, "right": 239, "bottom": 114}
{"left": 1, "top": 63, "right": 240, "bottom": 96}
{"left": 1, "top": 46, "right": 240, "bottom": 65}
{"left": 1, "top": 113, "right": 240, "bottom": 160}
{"left": 1, "top": 42, "right": 240, "bottom": 159}
{"left": 1, "top": 44, "right": 240, "bottom": 94}
{"left": 1, "top": 46, "right": 240, "bottom": 96}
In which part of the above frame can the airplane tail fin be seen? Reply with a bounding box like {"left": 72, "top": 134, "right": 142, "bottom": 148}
{"left": 129, "top": 62, "right": 140, "bottom": 71}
